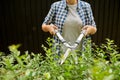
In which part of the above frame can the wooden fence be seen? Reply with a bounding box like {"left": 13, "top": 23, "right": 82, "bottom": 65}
{"left": 0, "top": 0, "right": 120, "bottom": 54}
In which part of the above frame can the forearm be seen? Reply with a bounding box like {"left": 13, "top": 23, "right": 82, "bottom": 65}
{"left": 87, "top": 26, "right": 97, "bottom": 35}
{"left": 42, "top": 24, "right": 51, "bottom": 32}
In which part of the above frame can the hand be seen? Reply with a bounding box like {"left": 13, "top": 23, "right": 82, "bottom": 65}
{"left": 49, "top": 24, "right": 58, "bottom": 35}
{"left": 42, "top": 24, "right": 58, "bottom": 35}
{"left": 82, "top": 25, "right": 97, "bottom": 36}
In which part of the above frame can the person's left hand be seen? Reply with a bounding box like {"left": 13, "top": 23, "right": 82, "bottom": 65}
{"left": 82, "top": 25, "right": 97, "bottom": 36}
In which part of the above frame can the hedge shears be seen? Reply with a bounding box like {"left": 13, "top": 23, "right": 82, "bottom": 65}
{"left": 51, "top": 24, "right": 86, "bottom": 65}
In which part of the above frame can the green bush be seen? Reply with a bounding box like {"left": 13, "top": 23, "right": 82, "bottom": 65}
{"left": 0, "top": 38, "right": 120, "bottom": 80}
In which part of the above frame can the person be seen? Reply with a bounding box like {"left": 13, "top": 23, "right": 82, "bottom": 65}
{"left": 42, "top": 0, "right": 97, "bottom": 55}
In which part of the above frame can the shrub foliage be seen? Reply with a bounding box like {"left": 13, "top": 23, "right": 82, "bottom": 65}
{"left": 0, "top": 38, "right": 120, "bottom": 80}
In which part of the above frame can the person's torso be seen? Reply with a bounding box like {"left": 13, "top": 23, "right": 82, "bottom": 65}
{"left": 61, "top": 4, "right": 83, "bottom": 52}
{"left": 62, "top": 4, "right": 82, "bottom": 44}
{"left": 53, "top": 0, "right": 89, "bottom": 34}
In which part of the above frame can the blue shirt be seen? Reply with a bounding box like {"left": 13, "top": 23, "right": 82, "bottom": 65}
{"left": 43, "top": 0, "right": 96, "bottom": 54}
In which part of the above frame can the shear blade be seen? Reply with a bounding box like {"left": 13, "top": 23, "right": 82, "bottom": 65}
{"left": 60, "top": 48, "right": 71, "bottom": 65}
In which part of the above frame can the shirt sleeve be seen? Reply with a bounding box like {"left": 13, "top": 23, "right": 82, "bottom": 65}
{"left": 87, "top": 4, "right": 96, "bottom": 27}
{"left": 42, "top": 3, "right": 56, "bottom": 25}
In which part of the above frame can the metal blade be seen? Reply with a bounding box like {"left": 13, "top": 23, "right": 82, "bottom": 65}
{"left": 71, "top": 50, "right": 78, "bottom": 64}
{"left": 60, "top": 48, "right": 71, "bottom": 65}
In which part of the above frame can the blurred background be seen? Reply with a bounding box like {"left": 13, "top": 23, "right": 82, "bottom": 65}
{"left": 0, "top": 0, "right": 120, "bottom": 54}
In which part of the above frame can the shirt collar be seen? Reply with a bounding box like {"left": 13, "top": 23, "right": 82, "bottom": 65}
{"left": 62, "top": 0, "right": 81, "bottom": 10}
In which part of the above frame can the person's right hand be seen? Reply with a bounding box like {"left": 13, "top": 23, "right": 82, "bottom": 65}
{"left": 42, "top": 24, "right": 58, "bottom": 35}
{"left": 49, "top": 24, "right": 58, "bottom": 35}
